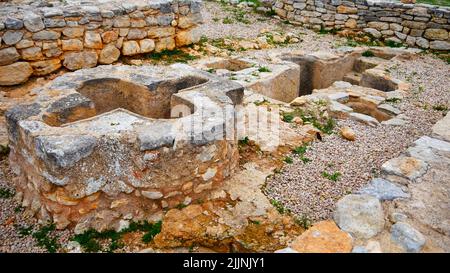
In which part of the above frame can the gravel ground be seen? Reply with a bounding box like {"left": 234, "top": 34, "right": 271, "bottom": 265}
{"left": 0, "top": 1, "right": 449, "bottom": 252}
{"left": 266, "top": 54, "right": 449, "bottom": 221}
{"left": 198, "top": 0, "right": 342, "bottom": 54}
{"left": 0, "top": 158, "right": 73, "bottom": 253}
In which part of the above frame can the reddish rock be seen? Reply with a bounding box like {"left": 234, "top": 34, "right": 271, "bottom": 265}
{"left": 291, "top": 221, "right": 353, "bottom": 253}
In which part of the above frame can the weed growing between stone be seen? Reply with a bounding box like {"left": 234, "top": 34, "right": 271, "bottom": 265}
{"left": 145, "top": 49, "right": 197, "bottom": 64}
{"left": 72, "top": 220, "right": 162, "bottom": 253}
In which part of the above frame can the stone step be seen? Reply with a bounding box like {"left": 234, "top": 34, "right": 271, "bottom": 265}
{"left": 343, "top": 72, "right": 362, "bottom": 85}
{"left": 354, "top": 56, "right": 388, "bottom": 73}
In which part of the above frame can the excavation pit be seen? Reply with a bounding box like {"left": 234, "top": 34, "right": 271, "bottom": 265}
{"left": 6, "top": 64, "right": 244, "bottom": 231}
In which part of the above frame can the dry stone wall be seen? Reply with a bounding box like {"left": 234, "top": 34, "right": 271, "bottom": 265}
{"left": 0, "top": 0, "right": 203, "bottom": 85}
{"left": 272, "top": 0, "right": 450, "bottom": 50}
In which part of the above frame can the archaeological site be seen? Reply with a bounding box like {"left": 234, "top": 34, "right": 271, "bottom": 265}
{"left": 0, "top": 0, "right": 449, "bottom": 260}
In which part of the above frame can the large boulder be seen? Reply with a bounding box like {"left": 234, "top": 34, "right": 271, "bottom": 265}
{"left": 334, "top": 194, "right": 385, "bottom": 239}
{"left": 290, "top": 220, "right": 353, "bottom": 253}
{"left": 0, "top": 62, "right": 33, "bottom": 85}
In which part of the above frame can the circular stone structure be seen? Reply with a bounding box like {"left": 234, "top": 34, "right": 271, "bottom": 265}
{"left": 6, "top": 64, "right": 244, "bottom": 231}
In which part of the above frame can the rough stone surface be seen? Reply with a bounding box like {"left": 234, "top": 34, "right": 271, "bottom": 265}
{"left": 63, "top": 51, "right": 98, "bottom": 70}
{"left": 391, "top": 222, "right": 426, "bottom": 253}
{"left": 357, "top": 178, "right": 409, "bottom": 201}
{"left": 99, "top": 44, "right": 120, "bottom": 64}
{"left": 381, "top": 156, "right": 428, "bottom": 181}
{"left": 0, "top": 62, "right": 33, "bottom": 85}
{"left": 0, "top": 47, "right": 20, "bottom": 66}
{"left": 291, "top": 221, "right": 353, "bottom": 253}
{"left": 334, "top": 194, "right": 385, "bottom": 239}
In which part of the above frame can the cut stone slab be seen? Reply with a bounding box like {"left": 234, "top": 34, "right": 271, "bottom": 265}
{"left": 391, "top": 222, "right": 426, "bottom": 253}
{"left": 357, "top": 178, "right": 409, "bottom": 201}
{"left": 334, "top": 194, "right": 385, "bottom": 239}
{"left": 348, "top": 112, "right": 379, "bottom": 126}
{"left": 407, "top": 136, "right": 450, "bottom": 163}
{"left": 378, "top": 103, "right": 401, "bottom": 115}
{"left": 431, "top": 112, "right": 450, "bottom": 142}
{"left": 381, "top": 118, "right": 407, "bottom": 126}
{"left": 381, "top": 156, "right": 428, "bottom": 181}
{"left": 290, "top": 220, "right": 353, "bottom": 253}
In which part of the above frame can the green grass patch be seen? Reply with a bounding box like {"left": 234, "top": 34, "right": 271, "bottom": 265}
{"left": 322, "top": 171, "right": 342, "bottom": 182}
{"left": 385, "top": 40, "right": 404, "bottom": 48}
{"left": 0, "top": 187, "right": 14, "bottom": 199}
{"left": 295, "top": 214, "right": 312, "bottom": 229}
{"left": 146, "top": 49, "right": 197, "bottom": 64}
{"left": 283, "top": 156, "right": 293, "bottom": 164}
{"left": 416, "top": 0, "right": 450, "bottom": 6}
{"left": 292, "top": 145, "right": 308, "bottom": 156}
{"left": 72, "top": 220, "right": 162, "bottom": 252}
{"left": 385, "top": 97, "right": 402, "bottom": 104}
{"left": 16, "top": 224, "right": 62, "bottom": 252}
{"left": 270, "top": 199, "right": 289, "bottom": 214}
{"left": 238, "top": 136, "right": 250, "bottom": 146}
{"left": 433, "top": 104, "right": 449, "bottom": 112}
{"left": 362, "top": 50, "right": 375, "bottom": 57}
{"left": 258, "top": 66, "right": 271, "bottom": 73}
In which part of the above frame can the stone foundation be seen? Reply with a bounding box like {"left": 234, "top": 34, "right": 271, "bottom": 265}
{"left": 272, "top": 0, "right": 450, "bottom": 50}
{"left": 6, "top": 64, "right": 244, "bottom": 231}
{"left": 0, "top": 0, "right": 203, "bottom": 85}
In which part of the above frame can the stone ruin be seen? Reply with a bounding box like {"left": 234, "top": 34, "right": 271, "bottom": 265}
{"left": 4, "top": 18, "right": 421, "bottom": 232}
{"left": 0, "top": 0, "right": 203, "bottom": 85}
{"left": 5, "top": 63, "right": 244, "bottom": 231}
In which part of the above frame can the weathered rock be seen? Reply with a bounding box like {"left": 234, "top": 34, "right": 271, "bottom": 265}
{"left": 97, "top": 44, "right": 120, "bottom": 64}
{"left": 84, "top": 31, "right": 103, "bottom": 49}
{"left": 0, "top": 62, "right": 33, "bottom": 86}
{"left": 0, "top": 47, "right": 20, "bottom": 66}
{"left": 2, "top": 30, "right": 23, "bottom": 45}
{"left": 127, "top": 29, "right": 147, "bottom": 40}
{"left": 62, "top": 27, "right": 84, "bottom": 38}
{"left": 32, "top": 30, "right": 61, "bottom": 40}
{"left": 337, "top": 5, "right": 357, "bottom": 14}
{"left": 23, "top": 12, "right": 45, "bottom": 32}
{"left": 429, "top": 41, "right": 450, "bottom": 51}
{"left": 423, "top": 29, "right": 448, "bottom": 41}
{"left": 431, "top": 112, "right": 450, "bottom": 142}
{"left": 352, "top": 240, "right": 382, "bottom": 253}
{"left": 176, "top": 28, "right": 201, "bottom": 46}
{"left": 274, "top": 247, "right": 299, "bottom": 253}
{"left": 141, "top": 191, "right": 163, "bottom": 200}
{"left": 155, "top": 37, "right": 176, "bottom": 52}
{"left": 334, "top": 194, "right": 385, "bottom": 239}
{"left": 364, "top": 28, "right": 382, "bottom": 39}
{"left": 5, "top": 17, "right": 23, "bottom": 30}
{"left": 21, "top": 47, "right": 43, "bottom": 61}
{"left": 357, "top": 178, "right": 409, "bottom": 201}
{"left": 63, "top": 51, "right": 98, "bottom": 70}
{"left": 391, "top": 222, "right": 426, "bottom": 253}
{"left": 415, "top": 37, "right": 429, "bottom": 49}
{"left": 367, "top": 22, "right": 389, "bottom": 31}
{"left": 101, "top": 31, "right": 118, "bottom": 43}
{"left": 340, "top": 127, "right": 356, "bottom": 141}
{"left": 348, "top": 112, "right": 379, "bottom": 126}
{"left": 122, "top": 41, "right": 140, "bottom": 56}
{"left": 30, "top": 59, "right": 61, "bottom": 76}
{"left": 62, "top": 39, "right": 84, "bottom": 51}
{"left": 290, "top": 221, "right": 353, "bottom": 253}
{"left": 139, "top": 39, "right": 155, "bottom": 53}
{"left": 381, "top": 156, "right": 428, "bottom": 181}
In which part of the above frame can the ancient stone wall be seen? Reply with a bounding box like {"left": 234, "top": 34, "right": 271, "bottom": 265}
{"left": 0, "top": 0, "right": 203, "bottom": 85}
{"left": 272, "top": 0, "right": 450, "bottom": 50}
